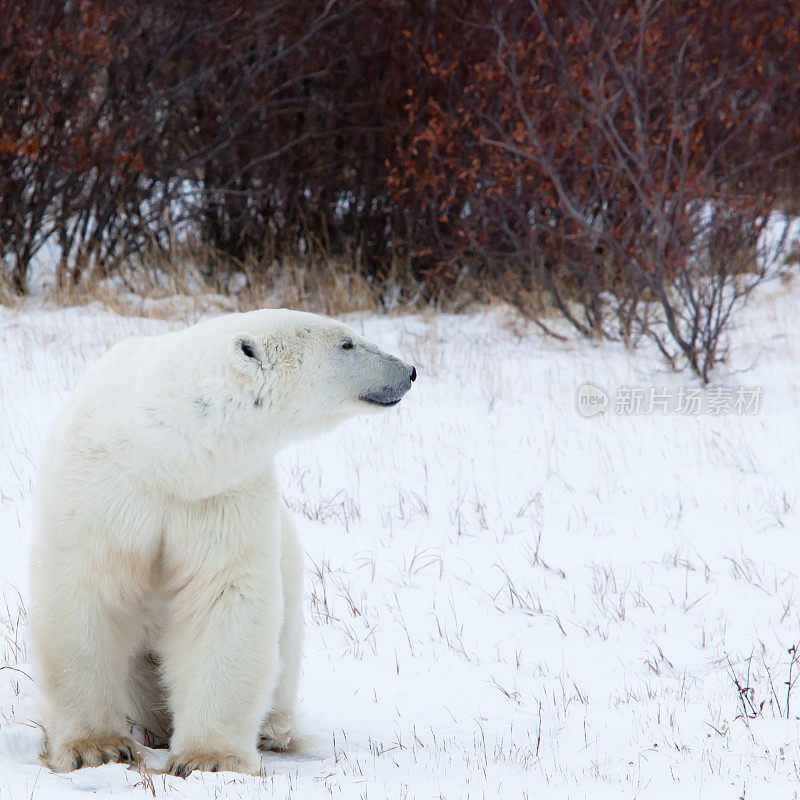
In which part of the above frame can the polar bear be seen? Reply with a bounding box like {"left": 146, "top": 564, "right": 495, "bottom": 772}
{"left": 28, "top": 309, "right": 415, "bottom": 776}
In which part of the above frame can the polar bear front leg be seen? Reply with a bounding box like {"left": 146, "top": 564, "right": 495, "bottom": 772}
{"left": 161, "top": 560, "right": 282, "bottom": 777}
{"left": 33, "top": 583, "right": 142, "bottom": 772}
{"left": 259, "top": 506, "right": 304, "bottom": 752}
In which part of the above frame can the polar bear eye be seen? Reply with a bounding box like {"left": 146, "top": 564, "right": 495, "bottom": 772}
{"left": 341, "top": 339, "right": 354, "bottom": 351}
{"left": 238, "top": 338, "right": 260, "bottom": 362}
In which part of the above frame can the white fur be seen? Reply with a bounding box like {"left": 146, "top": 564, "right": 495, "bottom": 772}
{"left": 29, "top": 310, "right": 413, "bottom": 775}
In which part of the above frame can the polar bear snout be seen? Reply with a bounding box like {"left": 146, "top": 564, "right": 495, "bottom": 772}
{"left": 359, "top": 356, "right": 417, "bottom": 407}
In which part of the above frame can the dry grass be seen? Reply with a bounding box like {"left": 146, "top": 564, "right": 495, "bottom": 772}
{"left": 27, "top": 242, "right": 402, "bottom": 320}
{"left": 0, "top": 584, "right": 29, "bottom": 726}
{"left": 0, "top": 277, "right": 16, "bottom": 308}
{"left": 1, "top": 239, "right": 569, "bottom": 329}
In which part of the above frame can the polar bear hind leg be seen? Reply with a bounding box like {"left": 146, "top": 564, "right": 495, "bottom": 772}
{"left": 128, "top": 650, "right": 172, "bottom": 748}
{"left": 259, "top": 505, "right": 304, "bottom": 752}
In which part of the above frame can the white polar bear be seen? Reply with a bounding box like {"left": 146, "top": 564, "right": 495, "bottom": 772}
{"left": 28, "top": 309, "right": 415, "bottom": 777}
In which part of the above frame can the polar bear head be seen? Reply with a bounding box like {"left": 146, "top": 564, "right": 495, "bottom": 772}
{"left": 129, "top": 309, "right": 415, "bottom": 497}
{"left": 215, "top": 309, "right": 416, "bottom": 443}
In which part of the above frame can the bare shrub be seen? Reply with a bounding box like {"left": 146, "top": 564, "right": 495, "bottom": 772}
{"left": 391, "top": 0, "right": 800, "bottom": 379}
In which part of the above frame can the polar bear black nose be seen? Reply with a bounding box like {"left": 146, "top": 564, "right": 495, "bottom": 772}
{"left": 410, "top": 366, "right": 417, "bottom": 382}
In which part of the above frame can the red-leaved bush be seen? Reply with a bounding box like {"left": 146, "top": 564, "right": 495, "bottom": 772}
{"left": 1, "top": 0, "right": 798, "bottom": 376}
{"left": 390, "top": 0, "right": 800, "bottom": 377}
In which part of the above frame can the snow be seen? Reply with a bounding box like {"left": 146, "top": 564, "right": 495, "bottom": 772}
{"left": 2, "top": 278, "right": 800, "bottom": 798}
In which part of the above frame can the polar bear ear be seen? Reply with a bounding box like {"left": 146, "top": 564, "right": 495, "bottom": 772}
{"left": 233, "top": 335, "right": 264, "bottom": 370}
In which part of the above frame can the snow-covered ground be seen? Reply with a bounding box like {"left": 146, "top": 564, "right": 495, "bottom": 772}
{"left": 2, "top": 279, "right": 800, "bottom": 799}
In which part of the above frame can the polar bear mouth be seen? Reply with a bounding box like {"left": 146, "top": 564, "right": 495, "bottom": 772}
{"left": 359, "top": 395, "right": 402, "bottom": 407}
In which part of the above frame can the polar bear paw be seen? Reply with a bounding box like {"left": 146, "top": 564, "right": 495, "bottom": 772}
{"left": 45, "top": 736, "right": 141, "bottom": 772}
{"left": 258, "top": 711, "right": 295, "bottom": 752}
{"left": 165, "top": 750, "right": 259, "bottom": 778}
